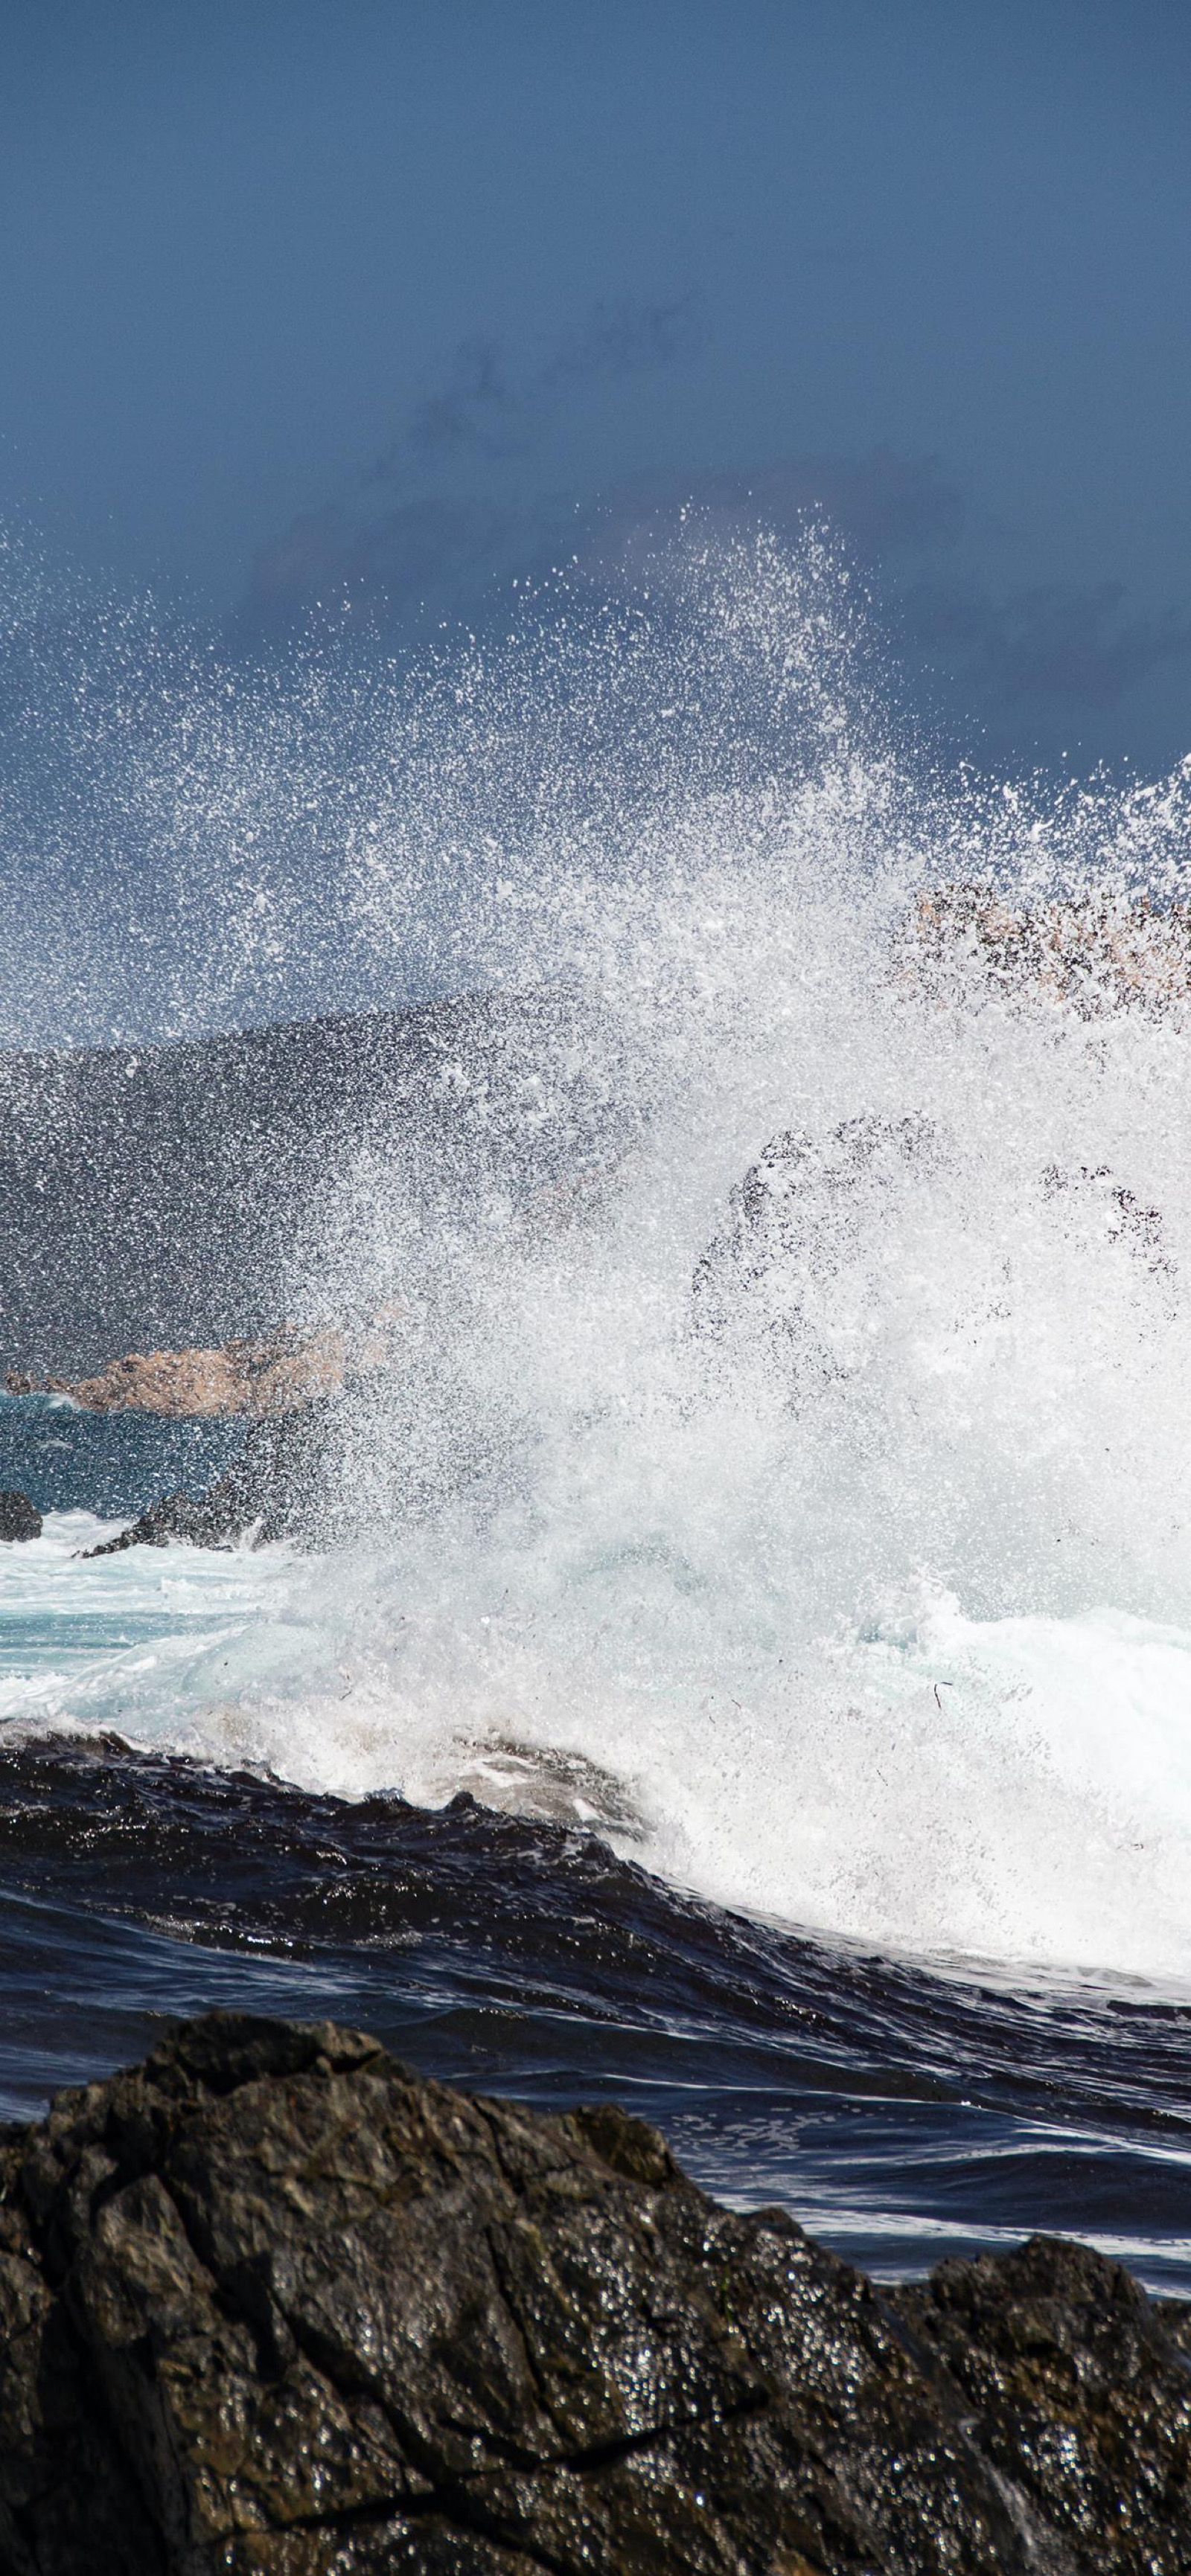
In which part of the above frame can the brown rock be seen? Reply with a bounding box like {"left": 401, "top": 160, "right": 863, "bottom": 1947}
{"left": 10, "top": 1320, "right": 403, "bottom": 1421}
{"left": 0, "top": 2011, "right": 1189, "bottom": 2573}
{"left": 901, "top": 884, "right": 1191, "bottom": 1015}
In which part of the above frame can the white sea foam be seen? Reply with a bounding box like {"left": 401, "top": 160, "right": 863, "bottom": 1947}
{"left": 5, "top": 1528, "right": 1191, "bottom": 1980}
{"left": 4, "top": 524, "right": 1191, "bottom": 1980}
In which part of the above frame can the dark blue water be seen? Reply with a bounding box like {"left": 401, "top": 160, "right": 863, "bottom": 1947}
{"left": 2, "top": 1399, "right": 1191, "bottom": 2292}
{"left": 0, "top": 1394, "right": 246, "bottom": 1516}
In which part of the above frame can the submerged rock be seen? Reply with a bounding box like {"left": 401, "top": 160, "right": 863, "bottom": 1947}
{"left": 0, "top": 2011, "right": 1187, "bottom": 2573}
{"left": 0, "top": 1490, "right": 41, "bottom": 1542}
{"left": 449, "top": 1733, "right": 649, "bottom": 1839}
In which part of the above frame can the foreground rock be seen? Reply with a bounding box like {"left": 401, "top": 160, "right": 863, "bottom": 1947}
{"left": 0, "top": 1490, "right": 40, "bottom": 1542}
{"left": 0, "top": 2013, "right": 1188, "bottom": 2573}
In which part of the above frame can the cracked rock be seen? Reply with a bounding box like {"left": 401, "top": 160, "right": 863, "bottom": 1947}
{"left": 0, "top": 2012, "right": 1188, "bottom": 2572}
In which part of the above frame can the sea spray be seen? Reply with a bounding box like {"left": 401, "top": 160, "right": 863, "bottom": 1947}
{"left": 280, "top": 525, "right": 1191, "bottom": 1975}
{"left": 5, "top": 522, "right": 1191, "bottom": 1979}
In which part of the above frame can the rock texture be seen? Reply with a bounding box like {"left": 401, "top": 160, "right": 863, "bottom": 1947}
{"left": 1, "top": 990, "right": 626, "bottom": 1380}
{"left": 0, "top": 1492, "right": 40, "bottom": 1543}
{"left": 0, "top": 2012, "right": 1188, "bottom": 2574}
{"left": 692, "top": 1112, "right": 935, "bottom": 1377}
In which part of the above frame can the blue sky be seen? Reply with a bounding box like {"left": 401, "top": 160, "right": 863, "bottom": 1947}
{"left": 3, "top": 0, "right": 1190, "bottom": 774}
{"left": 2, "top": 0, "right": 1191, "bottom": 1048}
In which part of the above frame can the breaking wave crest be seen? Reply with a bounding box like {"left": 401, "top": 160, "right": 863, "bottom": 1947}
{"left": 7, "top": 524, "right": 1191, "bottom": 1981}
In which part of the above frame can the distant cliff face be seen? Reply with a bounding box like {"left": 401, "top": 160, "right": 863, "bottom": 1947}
{"left": 0, "top": 990, "right": 622, "bottom": 1376}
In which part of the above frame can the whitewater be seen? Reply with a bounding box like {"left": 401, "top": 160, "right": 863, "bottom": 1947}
{"left": 5, "top": 525, "right": 1191, "bottom": 1989}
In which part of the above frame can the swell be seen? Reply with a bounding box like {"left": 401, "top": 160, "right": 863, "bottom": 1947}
{"left": 3, "top": 1733, "right": 1191, "bottom": 2290}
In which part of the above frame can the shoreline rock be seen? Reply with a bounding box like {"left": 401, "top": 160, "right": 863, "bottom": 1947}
{"left": 0, "top": 1490, "right": 41, "bottom": 1542}
{"left": 901, "top": 882, "right": 1191, "bottom": 1013}
{"left": 0, "top": 2009, "right": 1187, "bottom": 2572}
{"left": 81, "top": 1398, "right": 343, "bottom": 1556}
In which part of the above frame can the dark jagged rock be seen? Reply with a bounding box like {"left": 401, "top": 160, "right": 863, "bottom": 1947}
{"left": 82, "top": 1401, "right": 343, "bottom": 1557}
{"left": 0, "top": 2012, "right": 1188, "bottom": 2573}
{"left": 0, "top": 1490, "right": 41, "bottom": 1542}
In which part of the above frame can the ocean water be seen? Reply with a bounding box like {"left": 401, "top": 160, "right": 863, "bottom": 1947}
{"left": 4, "top": 525, "right": 1191, "bottom": 2285}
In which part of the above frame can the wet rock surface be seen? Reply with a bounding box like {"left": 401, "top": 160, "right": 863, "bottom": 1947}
{"left": 0, "top": 2012, "right": 1188, "bottom": 2573}
{"left": 0, "top": 1492, "right": 41, "bottom": 1543}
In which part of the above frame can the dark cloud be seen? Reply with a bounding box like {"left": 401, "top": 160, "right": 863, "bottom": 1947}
{"left": 239, "top": 428, "right": 962, "bottom": 640}
{"left": 901, "top": 577, "right": 1191, "bottom": 710}
{"left": 242, "top": 493, "right": 517, "bottom": 629}
{"left": 239, "top": 296, "right": 706, "bottom": 636}
{"left": 403, "top": 339, "right": 517, "bottom": 465}
{"left": 237, "top": 327, "right": 1187, "bottom": 746}
{"left": 578, "top": 450, "right": 966, "bottom": 574}
{"left": 366, "top": 295, "right": 703, "bottom": 487}
{"left": 539, "top": 296, "right": 702, "bottom": 391}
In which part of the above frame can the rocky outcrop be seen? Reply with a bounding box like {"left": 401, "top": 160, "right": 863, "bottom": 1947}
{"left": 901, "top": 883, "right": 1191, "bottom": 1014}
{"left": 692, "top": 1112, "right": 934, "bottom": 1371}
{"left": 0, "top": 2011, "right": 1188, "bottom": 2574}
{"left": 6, "top": 1318, "right": 403, "bottom": 1421}
{"left": 0, "top": 1490, "right": 40, "bottom": 1542}
{"left": 82, "top": 1400, "right": 344, "bottom": 1557}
